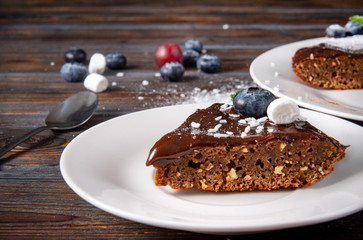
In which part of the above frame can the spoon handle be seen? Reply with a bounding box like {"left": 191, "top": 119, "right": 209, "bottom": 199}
{"left": 0, "top": 126, "right": 49, "bottom": 159}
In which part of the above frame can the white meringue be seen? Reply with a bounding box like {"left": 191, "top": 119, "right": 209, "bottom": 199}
{"left": 88, "top": 53, "right": 106, "bottom": 74}
{"left": 267, "top": 98, "right": 300, "bottom": 124}
{"left": 84, "top": 73, "right": 109, "bottom": 93}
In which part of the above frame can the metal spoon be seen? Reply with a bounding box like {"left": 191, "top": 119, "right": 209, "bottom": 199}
{"left": 0, "top": 91, "right": 98, "bottom": 158}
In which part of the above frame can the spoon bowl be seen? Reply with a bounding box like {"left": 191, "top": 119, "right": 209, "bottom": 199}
{"left": 46, "top": 91, "right": 98, "bottom": 130}
{"left": 0, "top": 91, "right": 98, "bottom": 158}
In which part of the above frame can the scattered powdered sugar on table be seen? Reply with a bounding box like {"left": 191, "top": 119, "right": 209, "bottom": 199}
{"left": 222, "top": 24, "right": 230, "bottom": 30}
{"left": 130, "top": 74, "right": 254, "bottom": 108}
{"left": 178, "top": 78, "right": 253, "bottom": 105}
{"left": 181, "top": 87, "right": 233, "bottom": 104}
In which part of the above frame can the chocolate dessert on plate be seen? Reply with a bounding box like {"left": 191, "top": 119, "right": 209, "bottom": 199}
{"left": 146, "top": 88, "right": 348, "bottom": 192}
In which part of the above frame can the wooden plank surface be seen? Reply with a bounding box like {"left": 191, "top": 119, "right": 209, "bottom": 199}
{"left": 0, "top": 1, "right": 362, "bottom": 239}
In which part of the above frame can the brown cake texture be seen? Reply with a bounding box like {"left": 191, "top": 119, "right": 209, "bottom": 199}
{"left": 146, "top": 103, "right": 348, "bottom": 192}
{"left": 292, "top": 43, "right": 363, "bottom": 89}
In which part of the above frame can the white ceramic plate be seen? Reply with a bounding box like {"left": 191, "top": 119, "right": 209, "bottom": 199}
{"left": 60, "top": 104, "right": 363, "bottom": 234}
{"left": 250, "top": 37, "right": 363, "bottom": 121}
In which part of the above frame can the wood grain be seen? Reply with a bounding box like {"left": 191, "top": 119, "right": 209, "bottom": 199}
{"left": 0, "top": 0, "right": 362, "bottom": 239}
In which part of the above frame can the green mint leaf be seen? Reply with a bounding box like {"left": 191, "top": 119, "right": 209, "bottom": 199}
{"left": 349, "top": 15, "right": 363, "bottom": 25}
{"left": 230, "top": 90, "right": 240, "bottom": 101}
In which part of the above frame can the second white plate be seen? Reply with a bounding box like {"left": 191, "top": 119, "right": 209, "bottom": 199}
{"left": 250, "top": 37, "right": 363, "bottom": 121}
{"left": 60, "top": 104, "right": 363, "bottom": 234}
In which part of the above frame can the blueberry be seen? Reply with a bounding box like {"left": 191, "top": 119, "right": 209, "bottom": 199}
{"left": 182, "top": 49, "right": 200, "bottom": 67}
{"left": 106, "top": 53, "right": 127, "bottom": 70}
{"left": 197, "top": 54, "right": 221, "bottom": 73}
{"left": 344, "top": 20, "right": 363, "bottom": 36}
{"left": 184, "top": 39, "right": 203, "bottom": 53}
{"left": 60, "top": 62, "right": 87, "bottom": 82}
{"left": 232, "top": 87, "right": 276, "bottom": 118}
{"left": 325, "top": 24, "right": 346, "bottom": 37}
{"left": 160, "top": 62, "right": 184, "bottom": 82}
{"left": 64, "top": 47, "right": 87, "bottom": 63}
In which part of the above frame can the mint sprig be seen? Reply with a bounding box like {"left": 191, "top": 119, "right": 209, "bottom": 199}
{"left": 349, "top": 15, "right": 363, "bottom": 25}
{"left": 230, "top": 90, "right": 240, "bottom": 101}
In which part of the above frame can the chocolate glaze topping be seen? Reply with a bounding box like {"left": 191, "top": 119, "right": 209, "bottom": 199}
{"left": 146, "top": 103, "right": 344, "bottom": 166}
{"left": 292, "top": 43, "right": 363, "bottom": 67}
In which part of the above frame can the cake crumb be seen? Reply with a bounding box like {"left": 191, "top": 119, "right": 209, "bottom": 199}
{"left": 318, "top": 166, "right": 325, "bottom": 175}
{"left": 300, "top": 166, "right": 308, "bottom": 171}
{"left": 244, "top": 175, "right": 251, "bottom": 180}
{"left": 226, "top": 168, "right": 238, "bottom": 181}
{"left": 279, "top": 142, "right": 287, "bottom": 151}
{"left": 206, "top": 163, "right": 214, "bottom": 171}
{"left": 199, "top": 179, "right": 208, "bottom": 190}
{"left": 327, "top": 150, "right": 333, "bottom": 157}
{"left": 274, "top": 166, "right": 284, "bottom": 175}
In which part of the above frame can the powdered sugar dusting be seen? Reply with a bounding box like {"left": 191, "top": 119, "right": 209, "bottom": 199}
{"left": 319, "top": 35, "right": 363, "bottom": 53}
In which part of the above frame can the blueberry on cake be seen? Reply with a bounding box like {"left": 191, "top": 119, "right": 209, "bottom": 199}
{"left": 146, "top": 88, "right": 348, "bottom": 192}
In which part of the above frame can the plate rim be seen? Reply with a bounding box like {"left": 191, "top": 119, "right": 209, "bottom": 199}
{"left": 60, "top": 103, "right": 363, "bottom": 234}
{"left": 249, "top": 37, "right": 363, "bottom": 121}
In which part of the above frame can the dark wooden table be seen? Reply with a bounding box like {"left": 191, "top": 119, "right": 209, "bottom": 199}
{"left": 0, "top": 1, "right": 362, "bottom": 239}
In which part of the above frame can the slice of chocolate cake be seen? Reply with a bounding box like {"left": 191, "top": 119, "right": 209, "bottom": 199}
{"left": 146, "top": 103, "right": 347, "bottom": 192}
{"left": 292, "top": 36, "right": 363, "bottom": 89}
